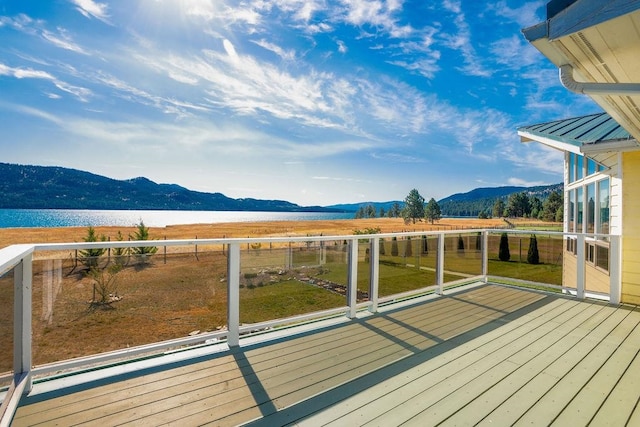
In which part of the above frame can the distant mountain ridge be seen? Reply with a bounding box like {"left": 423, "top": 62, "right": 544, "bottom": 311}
{"left": 0, "top": 163, "right": 340, "bottom": 212}
{"left": 327, "top": 183, "right": 563, "bottom": 217}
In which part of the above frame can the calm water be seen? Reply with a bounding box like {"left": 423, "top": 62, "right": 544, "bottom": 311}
{"left": 0, "top": 209, "right": 354, "bottom": 228}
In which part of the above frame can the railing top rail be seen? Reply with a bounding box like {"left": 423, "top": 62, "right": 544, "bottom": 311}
{"left": 0, "top": 228, "right": 615, "bottom": 256}
{"left": 0, "top": 244, "right": 34, "bottom": 276}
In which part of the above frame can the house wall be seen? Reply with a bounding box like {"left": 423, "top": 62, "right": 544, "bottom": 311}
{"left": 563, "top": 151, "right": 621, "bottom": 297}
{"left": 621, "top": 151, "right": 640, "bottom": 304}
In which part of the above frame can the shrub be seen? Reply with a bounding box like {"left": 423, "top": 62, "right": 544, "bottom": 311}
{"left": 457, "top": 235, "right": 465, "bottom": 255}
{"left": 79, "top": 226, "right": 107, "bottom": 269}
{"left": 527, "top": 234, "right": 540, "bottom": 264}
{"left": 391, "top": 237, "right": 399, "bottom": 256}
{"left": 405, "top": 237, "right": 412, "bottom": 257}
{"left": 499, "top": 233, "right": 511, "bottom": 262}
{"left": 130, "top": 220, "right": 158, "bottom": 262}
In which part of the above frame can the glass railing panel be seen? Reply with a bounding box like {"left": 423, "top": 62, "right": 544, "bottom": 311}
{"left": 377, "top": 236, "right": 437, "bottom": 297}
{"left": 31, "top": 246, "right": 228, "bottom": 367}
{"left": 443, "top": 232, "right": 483, "bottom": 280}
{"left": 238, "top": 240, "right": 347, "bottom": 325}
{"left": 487, "top": 232, "right": 563, "bottom": 291}
{"left": 0, "top": 267, "right": 14, "bottom": 386}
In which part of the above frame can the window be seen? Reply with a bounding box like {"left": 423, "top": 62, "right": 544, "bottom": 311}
{"left": 596, "top": 245, "right": 609, "bottom": 271}
{"left": 587, "top": 158, "right": 597, "bottom": 175}
{"left": 569, "top": 153, "right": 576, "bottom": 183}
{"left": 586, "top": 183, "right": 595, "bottom": 234}
{"left": 598, "top": 178, "right": 610, "bottom": 234}
{"left": 577, "top": 187, "right": 583, "bottom": 233}
{"left": 577, "top": 155, "right": 584, "bottom": 180}
{"left": 568, "top": 189, "right": 575, "bottom": 232}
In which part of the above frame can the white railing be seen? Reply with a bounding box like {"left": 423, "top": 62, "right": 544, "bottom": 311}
{"left": 0, "top": 228, "right": 621, "bottom": 426}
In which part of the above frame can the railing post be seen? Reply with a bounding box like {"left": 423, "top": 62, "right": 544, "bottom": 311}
{"left": 369, "top": 237, "right": 379, "bottom": 313}
{"left": 609, "top": 235, "right": 621, "bottom": 305}
{"left": 436, "top": 233, "right": 444, "bottom": 295}
{"left": 227, "top": 243, "right": 240, "bottom": 347}
{"left": 14, "top": 254, "right": 33, "bottom": 393}
{"left": 482, "top": 230, "right": 489, "bottom": 283}
{"left": 576, "top": 234, "right": 586, "bottom": 299}
{"left": 347, "top": 238, "right": 358, "bottom": 318}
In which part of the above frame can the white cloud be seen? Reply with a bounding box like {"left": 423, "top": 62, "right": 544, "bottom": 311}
{"left": 70, "top": 0, "right": 111, "bottom": 24}
{"left": 491, "top": 1, "right": 545, "bottom": 29}
{"left": 42, "top": 29, "right": 87, "bottom": 54}
{"left": 251, "top": 39, "right": 296, "bottom": 60}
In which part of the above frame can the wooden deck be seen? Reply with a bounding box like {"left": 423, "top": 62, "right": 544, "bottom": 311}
{"left": 10, "top": 283, "right": 640, "bottom": 426}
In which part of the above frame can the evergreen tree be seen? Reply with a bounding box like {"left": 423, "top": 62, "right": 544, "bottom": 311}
{"left": 505, "top": 192, "right": 531, "bottom": 217}
{"left": 422, "top": 235, "right": 428, "bottom": 254}
{"left": 529, "top": 196, "right": 543, "bottom": 219}
{"left": 542, "top": 190, "right": 563, "bottom": 222}
{"left": 403, "top": 189, "right": 425, "bottom": 224}
{"left": 379, "top": 238, "right": 386, "bottom": 255}
{"left": 79, "top": 226, "right": 107, "bottom": 268}
{"left": 457, "top": 235, "right": 465, "bottom": 255}
{"left": 492, "top": 199, "right": 505, "bottom": 218}
{"left": 366, "top": 204, "right": 377, "bottom": 218}
{"left": 112, "top": 230, "right": 129, "bottom": 267}
{"left": 130, "top": 220, "right": 158, "bottom": 261}
{"left": 498, "top": 232, "right": 510, "bottom": 262}
{"left": 527, "top": 234, "right": 540, "bottom": 264}
{"left": 379, "top": 207, "right": 386, "bottom": 218}
{"left": 405, "top": 236, "right": 413, "bottom": 257}
{"left": 391, "top": 236, "right": 399, "bottom": 256}
{"left": 425, "top": 198, "right": 442, "bottom": 224}
{"left": 355, "top": 206, "right": 365, "bottom": 219}
{"left": 388, "top": 202, "right": 402, "bottom": 218}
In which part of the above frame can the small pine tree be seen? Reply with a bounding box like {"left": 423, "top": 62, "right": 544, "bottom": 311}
{"left": 130, "top": 220, "right": 158, "bottom": 262}
{"left": 527, "top": 234, "right": 540, "bottom": 264}
{"left": 112, "top": 230, "right": 129, "bottom": 267}
{"left": 499, "top": 233, "right": 511, "bottom": 262}
{"left": 79, "top": 226, "right": 107, "bottom": 268}
{"left": 475, "top": 232, "right": 482, "bottom": 252}
{"left": 405, "top": 237, "right": 413, "bottom": 257}
{"left": 457, "top": 235, "right": 465, "bottom": 255}
{"left": 422, "top": 235, "right": 428, "bottom": 255}
{"left": 379, "top": 239, "right": 386, "bottom": 256}
{"left": 391, "top": 236, "right": 399, "bottom": 256}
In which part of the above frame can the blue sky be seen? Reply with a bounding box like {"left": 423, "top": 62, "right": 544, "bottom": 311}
{"left": 0, "top": 1, "right": 601, "bottom": 206}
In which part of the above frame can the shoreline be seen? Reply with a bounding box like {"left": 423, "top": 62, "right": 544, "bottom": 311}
{"left": 0, "top": 217, "right": 518, "bottom": 249}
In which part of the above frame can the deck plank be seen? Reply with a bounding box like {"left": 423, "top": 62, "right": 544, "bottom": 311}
{"left": 350, "top": 298, "right": 605, "bottom": 426}
{"left": 11, "top": 284, "right": 640, "bottom": 427}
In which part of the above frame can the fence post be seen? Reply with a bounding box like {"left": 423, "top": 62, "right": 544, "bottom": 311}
{"left": 609, "top": 235, "right": 621, "bottom": 305}
{"left": 436, "top": 233, "right": 444, "bottom": 295}
{"left": 576, "top": 234, "right": 586, "bottom": 299}
{"left": 369, "top": 238, "right": 379, "bottom": 313}
{"left": 227, "top": 243, "right": 240, "bottom": 347}
{"left": 482, "top": 230, "right": 489, "bottom": 283}
{"left": 347, "top": 238, "right": 358, "bottom": 318}
{"left": 14, "top": 253, "right": 33, "bottom": 393}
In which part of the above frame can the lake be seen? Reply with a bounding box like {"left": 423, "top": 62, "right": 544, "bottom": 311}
{"left": 0, "top": 209, "right": 355, "bottom": 228}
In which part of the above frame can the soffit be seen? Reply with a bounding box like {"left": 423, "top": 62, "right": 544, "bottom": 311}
{"left": 527, "top": 7, "right": 640, "bottom": 142}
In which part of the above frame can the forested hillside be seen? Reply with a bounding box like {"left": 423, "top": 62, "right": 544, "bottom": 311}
{"left": 0, "top": 163, "right": 338, "bottom": 212}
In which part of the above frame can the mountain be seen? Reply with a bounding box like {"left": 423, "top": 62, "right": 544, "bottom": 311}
{"left": 326, "top": 183, "right": 563, "bottom": 217}
{"left": 438, "top": 183, "right": 563, "bottom": 217}
{"left": 0, "top": 163, "right": 341, "bottom": 212}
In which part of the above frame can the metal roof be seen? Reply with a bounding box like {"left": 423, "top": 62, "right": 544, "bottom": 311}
{"left": 517, "top": 112, "right": 633, "bottom": 148}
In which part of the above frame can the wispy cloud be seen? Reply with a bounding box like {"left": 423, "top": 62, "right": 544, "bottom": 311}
{"left": 70, "top": 0, "right": 111, "bottom": 24}
{"left": 42, "top": 29, "right": 88, "bottom": 54}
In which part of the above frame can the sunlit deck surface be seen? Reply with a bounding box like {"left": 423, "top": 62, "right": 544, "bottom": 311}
{"left": 11, "top": 283, "right": 640, "bottom": 426}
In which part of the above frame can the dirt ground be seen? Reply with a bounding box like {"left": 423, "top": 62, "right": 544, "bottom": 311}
{"left": 0, "top": 217, "right": 511, "bottom": 248}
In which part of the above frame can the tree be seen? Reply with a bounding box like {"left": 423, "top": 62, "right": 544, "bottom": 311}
{"left": 405, "top": 237, "right": 413, "bottom": 257}
{"left": 542, "top": 190, "right": 563, "bottom": 222}
{"left": 403, "top": 189, "right": 425, "bottom": 224}
{"left": 492, "top": 199, "right": 505, "bottom": 218}
{"left": 529, "top": 196, "right": 543, "bottom": 219}
{"left": 505, "top": 192, "right": 530, "bottom": 217}
{"left": 498, "top": 232, "right": 510, "bottom": 262}
{"left": 425, "top": 198, "right": 442, "bottom": 224}
{"left": 365, "top": 204, "right": 377, "bottom": 218}
{"left": 388, "top": 202, "right": 402, "bottom": 218}
{"left": 130, "top": 220, "right": 158, "bottom": 261}
{"left": 379, "top": 207, "right": 386, "bottom": 218}
{"left": 391, "top": 236, "right": 399, "bottom": 256}
{"left": 355, "top": 206, "right": 365, "bottom": 219}
{"left": 457, "top": 235, "right": 465, "bottom": 255}
{"left": 527, "top": 234, "right": 540, "bottom": 264}
{"left": 112, "top": 230, "right": 129, "bottom": 267}
{"left": 79, "top": 226, "right": 107, "bottom": 268}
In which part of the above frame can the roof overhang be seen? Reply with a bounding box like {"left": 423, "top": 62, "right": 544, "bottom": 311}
{"left": 522, "top": 1, "right": 640, "bottom": 142}
{"left": 517, "top": 112, "right": 640, "bottom": 155}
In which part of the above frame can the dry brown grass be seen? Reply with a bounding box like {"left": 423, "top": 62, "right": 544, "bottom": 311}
{"left": 0, "top": 217, "right": 509, "bottom": 249}
{"left": 1, "top": 217, "right": 561, "bottom": 379}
